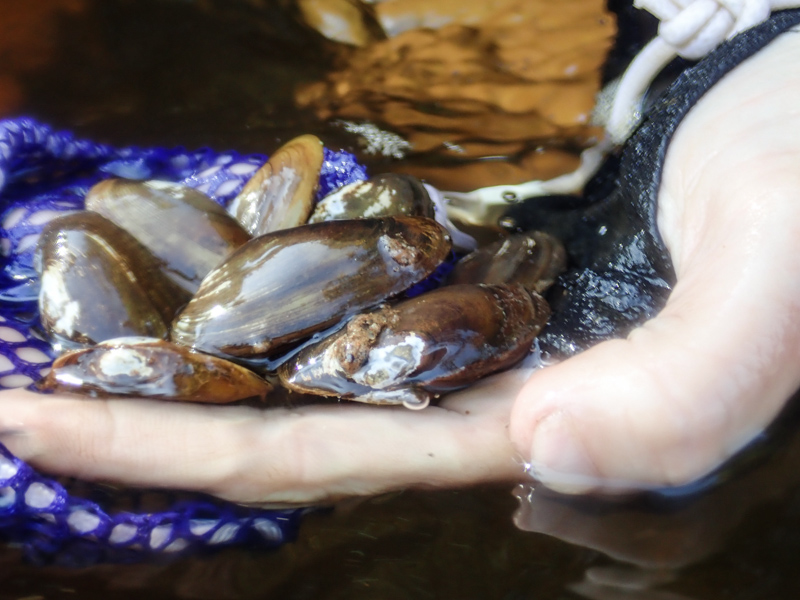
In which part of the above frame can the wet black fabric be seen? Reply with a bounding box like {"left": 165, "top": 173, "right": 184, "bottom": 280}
{"left": 505, "top": 9, "right": 800, "bottom": 357}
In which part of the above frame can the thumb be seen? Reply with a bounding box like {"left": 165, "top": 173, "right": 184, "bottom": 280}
{"left": 510, "top": 157, "right": 800, "bottom": 492}
{"left": 511, "top": 29, "right": 800, "bottom": 494}
{"left": 510, "top": 163, "right": 800, "bottom": 494}
{"left": 511, "top": 265, "right": 800, "bottom": 494}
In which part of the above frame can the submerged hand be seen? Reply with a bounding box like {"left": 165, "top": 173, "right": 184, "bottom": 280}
{"left": 2, "top": 30, "right": 800, "bottom": 504}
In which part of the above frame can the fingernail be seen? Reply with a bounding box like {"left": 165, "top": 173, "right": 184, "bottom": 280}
{"left": 528, "top": 412, "right": 599, "bottom": 494}
{"left": 0, "top": 429, "right": 40, "bottom": 461}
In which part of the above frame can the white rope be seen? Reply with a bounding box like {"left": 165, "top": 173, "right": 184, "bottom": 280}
{"left": 606, "top": 0, "right": 786, "bottom": 142}
{"left": 442, "top": 0, "right": 800, "bottom": 226}
{"left": 443, "top": 140, "right": 613, "bottom": 227}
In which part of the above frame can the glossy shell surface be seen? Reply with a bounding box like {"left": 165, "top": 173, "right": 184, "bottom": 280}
{"left": 35, "top": 212, "right": 189, "bottom": 349}
{"left": 278, "top": 283, "right": 550, "bottom": 408}
{"left": 172, "top": 216, "right": 453, "bottom": 359}
{"left": 226, "top": 134, "right": 325, "bottom": 236}
{"left": 39, "top": 337, "right": 273, "bottom": 403}
{"left": 308, "top": 173, "right": 435, "bottom": 223}
{"left": 171, "top": 217, "right": 450, "bottom": 357}
{"left": 446, "top": 231, "right": 567, "bottom": 293}
{"left": 85, "top": 179, "right": 251, "bottom": 295}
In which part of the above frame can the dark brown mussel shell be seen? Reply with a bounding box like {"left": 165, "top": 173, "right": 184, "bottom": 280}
{"left": 308, "top": 173, "right": 435, "bottom": 223}
{"left": 85, "top": 179, "right": 251, "bottom": 295}
{"left": 446, "top": 231, "right": 567, "bottom": 293}
{"left": 278, "top": 283, "right": 550, "bottom": 409}
{"left": 38, "top": 337, "right": 273, "bottom": 404}
{"left": 171, "top": 216, "right": 452, "bottom": 359}
{"left": 35, "top": 212, "right": 190, "bottom": 350}
{"left": 226, "top": 134, "right": 324, "bottom": 236}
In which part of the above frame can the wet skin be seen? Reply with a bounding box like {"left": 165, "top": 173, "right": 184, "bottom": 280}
{"left": 2, "top": 29, "right": 800, "bottom": 503}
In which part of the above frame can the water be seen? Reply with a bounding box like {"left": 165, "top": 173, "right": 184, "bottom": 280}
{"left": 3, "top": 1, "right": 800, "bottom": 598}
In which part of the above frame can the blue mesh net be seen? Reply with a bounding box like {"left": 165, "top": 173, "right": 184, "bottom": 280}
{"left": 0, "top": 117, "right": 368, "bottom": 563}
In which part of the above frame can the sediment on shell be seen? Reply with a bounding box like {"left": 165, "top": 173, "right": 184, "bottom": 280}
{"left": 278, "top": 283, "right": 550, "bottom": 406}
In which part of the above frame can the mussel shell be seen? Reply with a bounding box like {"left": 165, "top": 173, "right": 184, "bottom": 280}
{"left": 278, "top": 283, "right": 550, "bottom": 407}
{"left": 171, "top": 216, "right": 452, "bottom": 359}
{"left": 308, "top": 173, "right": 435, "bottom": 223}
{"left": 35, "top": 212, "right": 189, "bottom": 349}
{"left": 227, "top": 134, "right": 324, "bottom": 236}
{"left": 446, "top": 231, "right": 567, "bottom": 293}
{"left": 85, "top": 179, "right": 251, "bottom": 295}
{"left": 38, "top": 337, "right": 273, "bottom": 404}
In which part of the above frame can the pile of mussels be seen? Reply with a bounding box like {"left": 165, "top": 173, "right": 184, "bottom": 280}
{"left": 35, "top": 135, "right": 565, "bottom": 410}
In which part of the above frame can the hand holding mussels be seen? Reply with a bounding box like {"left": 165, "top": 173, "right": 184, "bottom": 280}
{"left": 33, "top": 134, "right": 566, "bottom": 408}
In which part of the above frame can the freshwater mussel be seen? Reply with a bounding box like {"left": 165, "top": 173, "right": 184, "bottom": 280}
{"left": 446, "top": 231, "right": 567, "bottom": 293}
{"left": 85, "top": 178, "right": 252, "bottom": 295}
{"left": 35, "top": 211, "right": 190, "bottom": 350}
{"left": 279, "top": 283, "right": 550, "bottom": 409}
{"left": 41, "top": 337, "right": 273, "bottom": 404}
{"left": 34, "top": 134, "right": 566, "bottom": 407}
{"left": 171, "top": 215, "right": 452, "bottom": 359}
{"left": 226, "top": 134, "right": 324, "bottom": 236}
{"left": 308, "top": 173, "right": 435, "bottom": 223}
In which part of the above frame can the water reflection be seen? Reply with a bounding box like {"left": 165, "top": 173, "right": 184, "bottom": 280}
{"left": 514, "top": 395, "right": 800, "bottom": 599}
{"left": 295, "top": 0, "right": 614, "bottom": 190}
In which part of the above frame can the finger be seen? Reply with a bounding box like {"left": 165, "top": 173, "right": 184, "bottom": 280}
{"left": 510, "top": 30, "right": 800, "bottom": 493}
{"left": 0, "top": 369, "right": 528, "bottom": 505}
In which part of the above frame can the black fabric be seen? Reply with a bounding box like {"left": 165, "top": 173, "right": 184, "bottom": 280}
{"left": 504, "top": 9, "right": 800, "bottom": 357}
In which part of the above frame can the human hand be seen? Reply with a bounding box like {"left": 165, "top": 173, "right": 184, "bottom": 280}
{"left": 511, "top": 28, "right": 800, "bottom": 493}
{"left": 0, "top": 368, "right": 530, "bottom": 506}
{"left": 512, "top": 403, "right": 800, "bottom": 599}
{"left": 2, "top": 28, "right": 799, "bottom": 505}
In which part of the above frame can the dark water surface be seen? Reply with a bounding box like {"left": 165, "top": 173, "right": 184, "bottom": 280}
{"left": 3, "top": 1, "right": 800, "bottom": 598}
